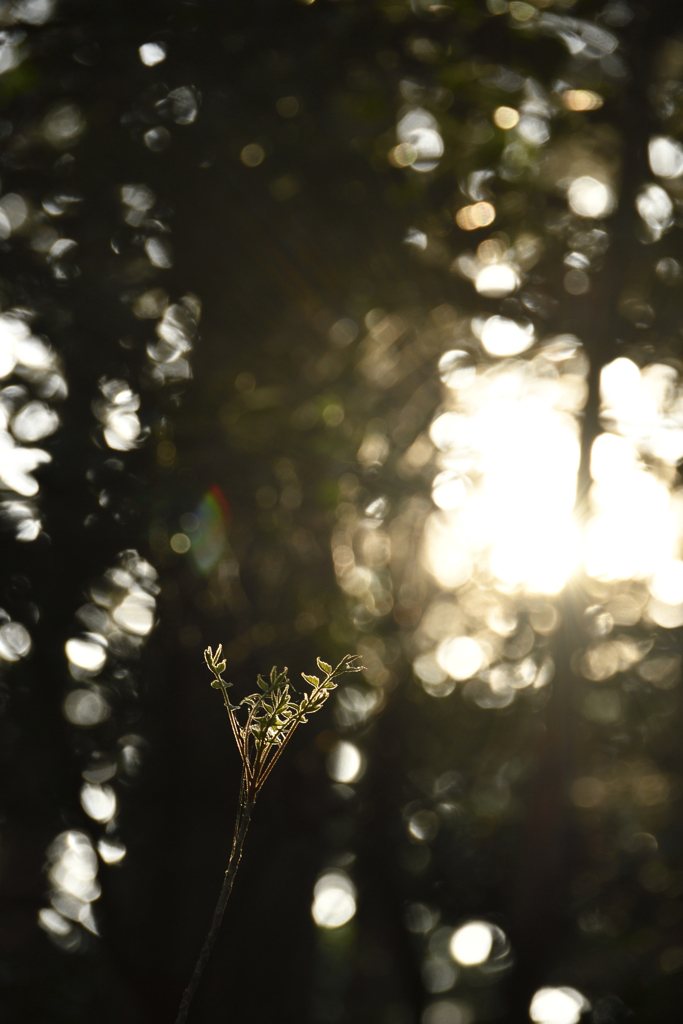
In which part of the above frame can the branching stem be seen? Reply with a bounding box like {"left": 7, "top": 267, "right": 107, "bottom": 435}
{"left": 173, "top": 650, "right": 362, "bottom": 1022}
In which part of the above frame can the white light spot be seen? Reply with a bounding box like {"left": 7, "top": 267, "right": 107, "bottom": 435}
{"left": 96, "top": 379, "right": 144, "bottom": 452}
{"left": 432, "top": 473, "right": 468, "bottom": 511}
{"left": 413, "top": 651, "right": 448, "bottom": 687}
{"left": 423, "top": 515, "right": 474, "bottom": 590}
{"left": 0, "top": 193, "right": 28, "bottom": 232}
{"left": 13, "top": 333, "right": 54, "bottom": 371}
{"left": 567, "top": 176, "right": 615, "bottom": 218}
{"left": 636, "top": 183, "right": 673, "bottom": 237}
{"left": 409, "top": 810, "right": 439, "bottom": 841}
{"left": 14, "top": 0, "right": 54, "bottom": 24}
{"left": 438, "top": 351, "right": 475, "bottom": 390}
{"left": 405, "top": 227, "right": 428, "bottom": 250}
{"left": 0, "top": 40, "right": 19, "bottom": 76}
{"left": 599, "top": 357, "right": 640, "bottom": 409}
{"left": 311, "top": 870, "right": 357, "bottom": 928}
{"left": 650, "top": 561, "right": 683, "bottom": 605}
{"left": 449, "top": 921, "right": 494, "bottom": 965}
{"left": 65, "top": 638, "right": 107, "bottom": 673}
{"left": 168, "top": 86, "right": 198, "bottom": 125}
{"left": 649, "top": 136, "right": 683, "bottom": 179}
{"left": 80, "top": 783, "right": 117, "bottom": 823}
{"left": 397, "top": 108, "right": 444, "bottom": 173}
{"left": 42, "top": 103, "right": 85, "bottom": 146}
{"left": 143, "top": 126, "right": 171, "bottom": 151}
{"left": 437, "top": 637, "right": 485, "bottom": 681}
{"left": 144, "top": 237, "right": 173, "bottom": 268}
{"left": 649, "top": 599, "right": 683, "bottom": 629}
{"left": 11, "top": 401, "right": 60, "bottom": 441}
{"left": 63, "top": 689, "right": 110, "bottom": 726}
{"left": 0, "top": 621, "right": 31, "bottom": 661}
{"left": 517, "top": 115, "right": 549, "bottom": 146}
{"left": 97, "top": 839, "right": 127, "bottom": 864}
{"left": 121, "top": 184, "right": 156, "bottom": 211}
{"left": 475, "top": 263, "right": 520, "bottom": 298}
{"left": 327, "top": 741, "right": 364, "bottom": 784}
{"left": 0, "top": 433, "right": 51, "bottom": 496}
{"left": 139, "top": 42, "right": 167, "bottom": 66}
{"left": 481, "top": 316, "right": 534, "bottom": 357}
{"left": 529, "top": 987, "right": 590, "bottom": 1024}
{"left": 112, "top": 595, "right": 155, "bottom": 636}
{"left": 104, "top": 411, "right": 141, "bottom": 450}
{"left": 38, "top": 908, "right": 72, "bottom": 936}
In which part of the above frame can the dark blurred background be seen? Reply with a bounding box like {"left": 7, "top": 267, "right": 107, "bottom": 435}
{"left": 3, "top": 1, "right": 683, "bottom": 1022}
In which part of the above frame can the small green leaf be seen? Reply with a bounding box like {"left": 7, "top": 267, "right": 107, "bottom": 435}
{"left": 301, "top": 673, "right": 319, "bottom": 687}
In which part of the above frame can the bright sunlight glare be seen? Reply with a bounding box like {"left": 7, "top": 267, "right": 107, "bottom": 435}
{"left": 417, "top": 330, "right": 683, "bottom": 705}
{"left": 584, "top": 358, "right": 683, "bottom": 586}
{"left": 425, "top": 336, "right": 585, "bottom": 597}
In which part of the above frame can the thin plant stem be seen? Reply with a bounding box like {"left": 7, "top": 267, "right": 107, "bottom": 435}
{"left": 174, "top": 795, "right": 254, "bottom": 1024}
{"left": 254, "top": 725, "right": 297, "bottom": 794}
{"left": 174, "top": 650, "right": 362, "bottom": 1022}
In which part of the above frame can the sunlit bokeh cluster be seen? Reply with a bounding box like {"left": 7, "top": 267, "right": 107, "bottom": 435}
{"left": 426, "top": 328, "right": 585, "bottom": 593}
{"left": 409, "top": 335, "right": 683, "bottom": 705}
{"left": 410, "top": 325, "right": 586, "bottom": 705}
{"left": 0, "top": 0, "right": 55, "bottom": 79}
{"left": 105, "top": 184, "right": 203, "bottom": 491}
{"left": 40, "top": 550, "right": 157, "bottom": 945}
{"left": 120, "top": 72, "right": 198, "bottom": 153}
{"left": 331, "top": 471, "right": 394, "bottom": 633}
{"left": 119, "top": 180, "right": 201, "bottom": 395}
{"left": 64, "top": 549, "right": 158, "bottom": 694}
{"left": 39, "top": 831, "right": 100, "bottom": 950}
{"left": 328, "top": 464, "right": 399, "bottom": 765}
{"left": 585, "top": 357, "right": 683, "bottom": 632}
{"left": 392, "top": 107, "right": 444, "bottom": 173}
{"left": 634, "top": 133, "right": 683, "bottom": 242}
{"left": 94, "top": 378, "right": 145, "bottom": 451}
{"left": 0, "top": 311, "right": 66, "bottom": 539}
{"left": 145, "top": 294, "right": 201, "bottom": 386}
{"left": 39, "top": 825, "right": 125, "bottom": 950}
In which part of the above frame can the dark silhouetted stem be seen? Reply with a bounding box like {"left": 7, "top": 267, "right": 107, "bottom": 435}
{"left": 175, "top": 795, "right": 254, "bottom": 1024}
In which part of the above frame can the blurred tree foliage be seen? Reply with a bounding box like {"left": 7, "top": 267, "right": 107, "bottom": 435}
{"left": 2, "top": 1, "right": 683, "bottom": 1023}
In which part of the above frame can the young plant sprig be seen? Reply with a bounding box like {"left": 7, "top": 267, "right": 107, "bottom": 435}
{"left": 175, "top": 649, "right": 363, "bottom": 1024}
